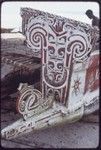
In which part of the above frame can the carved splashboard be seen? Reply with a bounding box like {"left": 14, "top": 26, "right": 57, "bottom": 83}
{"left": 21, "top": 7, "right": 98, "bottom": 58}
{"left": 1, "top": 8, "right": 99, "bottom": 140}
{"left": 20, "top": 8, "right": 99, "bottom": 105}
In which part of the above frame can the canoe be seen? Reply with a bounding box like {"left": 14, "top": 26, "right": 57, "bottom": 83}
{"left": 1, "top": 8, "right": 99, "bottom": 139}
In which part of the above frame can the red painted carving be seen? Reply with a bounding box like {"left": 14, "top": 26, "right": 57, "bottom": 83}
{"left": 84, "top": 53, "right": 99, "bottom": 93}
{"left": 20, "top": 8, "right": 99, "bottom": 105}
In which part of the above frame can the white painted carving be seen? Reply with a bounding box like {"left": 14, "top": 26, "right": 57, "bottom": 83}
{"left": 1, "top": 8, "right": 99, "bottom": 139}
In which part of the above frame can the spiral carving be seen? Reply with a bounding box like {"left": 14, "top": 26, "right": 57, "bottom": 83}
{"left": 48, "top": 46, "right": 55, "bottom": 56}
{"left": 44, "top": 66, "right": 67, "bottom": 87}
{"left": 27, "top": 27, "right": 47, "bottom": 51}
{"left": 20, "top": 8, "right": 98, "bottom": 105}
{"left": 17, "top": 86, "right": 42, "bottom": 116}
{"left": 67, "top": 34, "right": 91, "bottom": 62}
{"left": 17, "top": 84, "right": 54, "bottom": 120}
{"left": 58, "top": 48, "right": 65, "bottom": 58}
{"left": 26, "top": 16, "right": 48, "bottom": 57}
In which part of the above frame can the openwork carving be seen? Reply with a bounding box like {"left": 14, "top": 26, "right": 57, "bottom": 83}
{"left": 26, "top": 16, "right": 48, "bottom": 57}
{"left": 21, "top": 8, "right": 98, "bottom": 58}
{"left": 1, "top": 8, "right": 99, "bottom": 140}
{"left": 17, "top": 83, "right": 53, "bottom": 120}
{"left": 67, "top": 32, "right": 91, "bottom": 62}
{"left": 20, "top": 8, "right": 98, "bottom": 105}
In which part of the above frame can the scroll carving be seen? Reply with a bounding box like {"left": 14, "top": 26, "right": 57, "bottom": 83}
{"left": 20, "top": 8, "right": 98, "bottom": 105}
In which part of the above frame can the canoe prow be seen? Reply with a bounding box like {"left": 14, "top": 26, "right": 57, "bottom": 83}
{"left": 1, "top": 8, "right": 99, "bottom": 139}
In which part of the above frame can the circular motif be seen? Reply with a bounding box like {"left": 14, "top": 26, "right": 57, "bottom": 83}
{"left": 17, "top": 87, "right": 42, "bottom": 115}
